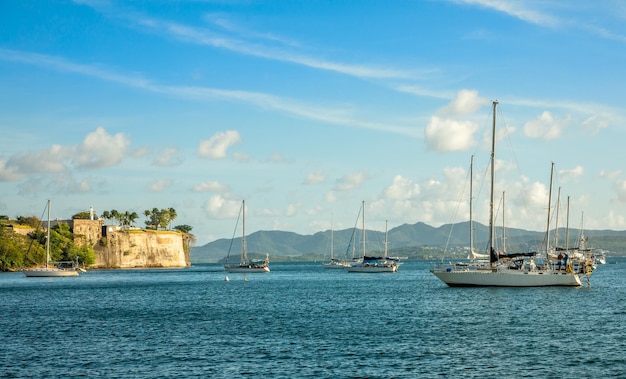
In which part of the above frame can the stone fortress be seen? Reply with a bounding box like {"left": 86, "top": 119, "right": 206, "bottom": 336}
{"left": 50, "top": 206, "right": 191, "bottom": 269}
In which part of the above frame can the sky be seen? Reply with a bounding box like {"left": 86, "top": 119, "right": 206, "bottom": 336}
{"left": 1, "top": 0, "right": 626, "bottom": 246}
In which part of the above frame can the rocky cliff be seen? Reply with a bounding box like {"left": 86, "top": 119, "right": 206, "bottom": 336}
{"left": 93, "top": 228, "right": 191, "bottom": 269}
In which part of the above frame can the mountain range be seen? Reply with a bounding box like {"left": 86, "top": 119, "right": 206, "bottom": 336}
{"left": 191, "top": 221, "right": 626, "bottom": 263}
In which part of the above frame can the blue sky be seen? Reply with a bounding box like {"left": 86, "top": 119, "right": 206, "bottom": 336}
{"left": 1, "top": 0, "right": 625, "bottom": 246}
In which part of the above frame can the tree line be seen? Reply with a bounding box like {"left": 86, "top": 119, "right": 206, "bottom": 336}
{"left": 0, "top": 219, "right": 96, "bottom": 271}
{"left": 78, "top": 207, "right": 193, "bottom": 234}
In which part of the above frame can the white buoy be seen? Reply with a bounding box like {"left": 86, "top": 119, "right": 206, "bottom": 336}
{"left": 225, "top": 276, "right": 230, "bottom": 282}
{"left": 244, "top": 277, "right": 248, "bottom": 282}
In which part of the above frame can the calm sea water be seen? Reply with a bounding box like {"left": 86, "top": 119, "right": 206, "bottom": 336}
{"left": 1, "top": 260, "right": 625, "bottom": 378}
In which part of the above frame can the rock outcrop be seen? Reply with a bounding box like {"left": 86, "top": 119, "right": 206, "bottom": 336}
{"left": 93, "top": 227, "right": 191, "bottom": 269}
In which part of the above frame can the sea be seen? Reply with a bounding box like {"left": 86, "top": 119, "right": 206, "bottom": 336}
{"left": 1, "top": 259, "right": 625, "bottom": 378}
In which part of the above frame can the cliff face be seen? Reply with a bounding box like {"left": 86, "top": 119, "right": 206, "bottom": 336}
{"left": 93, "top": 228, "right": 191, "bottom": 269}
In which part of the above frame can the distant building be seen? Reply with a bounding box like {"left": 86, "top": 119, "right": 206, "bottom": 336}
{"left": 49, "top": 219, "right": 105, "bottom": 247}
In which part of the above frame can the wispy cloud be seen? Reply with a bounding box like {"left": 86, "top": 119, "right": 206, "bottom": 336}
{"left": 451, "top": 0, "right": 626, "bottom": 43}
{"left": 451, "top": 0, "right": 559, "bottom": 27}
{"left": 79, "top": 2, "right": 417, "bottom": 80}
{"left": 0, "top": 48, "right": 420, "bottom": 138}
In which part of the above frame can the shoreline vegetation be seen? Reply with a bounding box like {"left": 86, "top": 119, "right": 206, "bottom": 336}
{"left": 0, "top": 207, "right": 194, "bottom": 272}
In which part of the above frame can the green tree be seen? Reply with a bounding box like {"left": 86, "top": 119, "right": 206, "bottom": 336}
{"left": 144, "top": 208, "right": 177, "bottom": 230}
{"left": 0, "top": 225, "right": 35, "bottom": 270}
{"left": 167, "top": 207, "right": 177, "bottom": 229}
{"left": 120, "top": 211, "right": 139, "bottom": 229}
{"left": 17, "top": 216, "right": 41, "bottom": 228}
{"left": 72, "top": 211, "right": 92, "bottom": 220}
{"left": 101, "top": 210, "right": 111, "bottom": 222}
{"left": 174, "top": 224, "right": 193, "bottom": 233}
{"left": 51, "top": 223, "right": 96, "bottom": 265}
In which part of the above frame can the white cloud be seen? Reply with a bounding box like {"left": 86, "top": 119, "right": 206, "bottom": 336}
{"left": 304, "top": 170, "right": 325, "bottom": 185}
{"left": 582, "top": 114, "right": 610, "bottom": 135}
{"left": 74, "top": 127, "right": 131, "bottom": 168}
{"left": 264, "top": 152, "right": 289, "bottom": 163}
{"left": 8, "top": 145, "right": 70, "bottom": 176}
{"left": 0, "top": 49, "right": 420, "bottom": 138}
{"left": 198, "top": 130, "right": 241, "bottom": 159}
{"left": 0, "top": 158, "right": 23, "bottom": 181}
{"left": 203, "top": 194, "right": 242, "bottom": 219}
{"left": 383, "top": 175, "right": 421, "bottom": 200}
{"left": 128, "top": 15, "right": 417, "bottom": 80}
{"left": 614, "top": 179, "right": 626, "bottom": 203}
{"left": 558, "top": 166, "right": 584, "bottom": 183}
{"left": 0, "top": 127, "right": 130, "bottom": 182}
{"left": 453, "top": 0, "right": 559, "bottom": 27}
{"left": 599, "top": 169, "right": 620, "bottom": 179}
{"left": 424, "top": 116, "right": 478, "bottom": 152}
{"left": 334, "top": 172, "right": 366, "bottom": 191}
{"left": 192, "top": 181, "right": 229, "bottom": 193}
{"left": 325, "top": 191, "right": 337, "bottom": 202}
{"left": 286, "top": 203, "right": 299, "bottom": 216}
{"left": 607, "top": 210, "right": 626, "bottom": 229}
{"left": 66, "top": 178, "right": 92, "bottom": 193}
{"left": 525, "top": 181, "right": 549, "bottom": 210}
{"left": 153, "top": 147, "right": 183, "bottom": 166}
{"left": 304, "top": 205, "right": 323, "bottom": 216}
{"left": 149, "top": 179, "right": 173, "bottom": 192}
{"left": 523, "top": 111, "right": 566, "bottom": 140}
{"left": 439, "top": 89, "right": 489, "bottom": 116}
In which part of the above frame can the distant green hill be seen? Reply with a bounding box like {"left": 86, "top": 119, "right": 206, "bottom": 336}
{"left": 191, "top": 221, "right": 626, "bottom": 263}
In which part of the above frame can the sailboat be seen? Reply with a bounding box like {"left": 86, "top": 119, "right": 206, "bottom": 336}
{"left": 224, "top": 200, "right": 270, "bottom": 273}
{"left": 23, "top": 200, "right": 80, "bottom": 277}
{"left": 322, "top": 214, "right": 350, "bottom": 269}
{"left": 347, "top": 201, "right": 399, "bottom": 273}
{"left": 430, "top": 101, "right": 593, "bottom": 287}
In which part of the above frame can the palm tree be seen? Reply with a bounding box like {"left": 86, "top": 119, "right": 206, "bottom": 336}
{"left": 167, "top": 207, "right": 177, "bottom": 230}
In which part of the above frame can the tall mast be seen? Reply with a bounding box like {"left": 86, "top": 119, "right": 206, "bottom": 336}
{"left": 242, "top": 200, "right": 247, "bottom": 263}
{"left": 384, "top": 220, "right": 389, "bottom": 257}
{"left": 46, "top": 199, "right": 51, "bottom": 269}
{"left": 502, "top": 191, "right": 506, "bottom": 253}
{"left": 330, "top": 213, "right": 334, "bottom": 260}
{"left": 554, "top": 187, "right": 561, "bottom": 248}
{"left": 565, "top": 196, "right": 570, "bottom": 252}
{"left": 362, "top": 200, "right": 366, "bottom": 258}
{"left": 545, "top": 162, "right": 555, "bottom": 259}
{"left": 470, "top": 155, "right": 474, "bottom": 256}
{"left": 489, "top": 100, "right": 498, "bottom": 265}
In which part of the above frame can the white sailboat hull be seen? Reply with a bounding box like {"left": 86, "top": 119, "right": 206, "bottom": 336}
{"left": 224, "top": 265, "right": 270, "bottom": 273}
{"left": 322, "top": 262, "right": 350, "bottom": 269}
{"left": 347, "top": 264, "right": 398, "bottom": 273}
{"left": 430, "top": 268, "right": 581, "bottom": 287}
{"left": 23, "top": 268, "right": 79, "bottom": 277}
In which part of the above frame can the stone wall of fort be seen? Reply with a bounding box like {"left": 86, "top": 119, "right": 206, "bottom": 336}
{"left": 93, "top": 227, "right": 191, "bottom": 269}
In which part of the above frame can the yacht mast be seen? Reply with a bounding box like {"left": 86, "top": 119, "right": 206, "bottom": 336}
{"left": 242, "top": 200, "right": 247, "bottom": 263}
{"left": 545, "top": 163, "right": 555, "bottom": 260}
{"left": 489, "top": 100, "right": 498, "bottom": 265}
{"left": 362, "top": 200, "right": 366, "bottom": 258}
{"left": 502, "top": 191, "right": 506, "bottom": 253}
{"left": 470, "top": 155, "right": 474, "bottom": 256}
{"left": 46, "top": 199, "right": 51, "bottom": 269}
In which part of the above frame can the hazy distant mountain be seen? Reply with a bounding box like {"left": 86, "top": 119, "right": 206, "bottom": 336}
{"left": 191, "top": 221, "right": 626, "bottom": 263}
